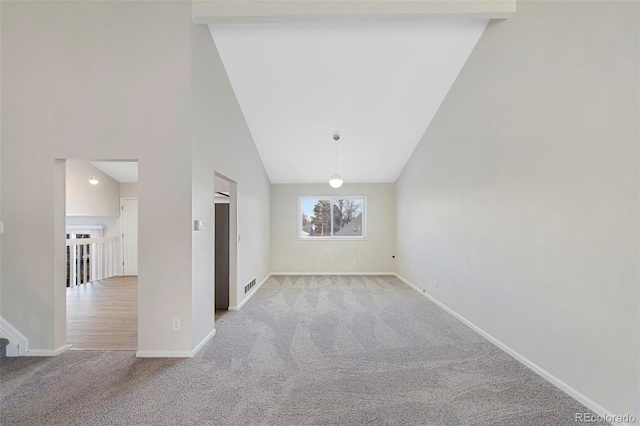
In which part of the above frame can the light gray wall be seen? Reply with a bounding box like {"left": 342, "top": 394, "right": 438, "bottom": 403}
{"left": 65, "top": 216, "right": 118, "bottom": 237}
{"left": 1, "top": 1, "right": 271, "bottom": 355}
{"left": 396, "top": 1, "right": 639, "bottom": 417}
{"left": 120, "top": 183, "right": 138, "bottom": 199}
{"left": 66, "top": 160, "right": 120, "bottom": 216}
{"left": 1, "top": 1, "right": 193, "bottom": 353}
{"left": 271, "top": 183, "right": 395, "bottom": 273}
{"left": 191, "top": 23, "right": 271, "bottom": 343}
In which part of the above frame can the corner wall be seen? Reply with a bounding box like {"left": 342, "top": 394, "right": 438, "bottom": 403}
{"left": 191, "top": 23, "right": 271, "bottom": 346}
{"left": 271, "top": 183, "right": 395, "bottom": 274}
{"left": 396, "top": 1, "right": 639, "bottom": 417}
{"left": 120, "top": 183, "right": 138, "bottom": 199}
{"left": 1, "top": 1, "right": 193, "bottom": 353}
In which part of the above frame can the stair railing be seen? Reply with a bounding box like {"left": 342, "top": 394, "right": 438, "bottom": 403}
{"left": 66, "top": 236, "right": 118, "bottom": 286}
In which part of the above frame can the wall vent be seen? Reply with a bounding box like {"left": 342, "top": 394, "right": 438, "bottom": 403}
{"left": 244, "top": 278, "right": 256, "bottom": 294}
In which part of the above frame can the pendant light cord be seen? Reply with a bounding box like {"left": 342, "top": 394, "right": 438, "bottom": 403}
{"left": 335, "top": 140, "right": 339, "bottom": 175}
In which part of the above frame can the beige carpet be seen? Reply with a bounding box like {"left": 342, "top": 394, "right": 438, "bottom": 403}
{"left": 0, "top": 275, "right": 607, "bottom": 425}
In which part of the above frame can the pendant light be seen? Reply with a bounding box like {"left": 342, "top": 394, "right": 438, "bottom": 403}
{"left": 89, "top": 176, "right": 99, "bottom": 185}
{"left": 329, "top": 133, "right": 343, "bottom": 188}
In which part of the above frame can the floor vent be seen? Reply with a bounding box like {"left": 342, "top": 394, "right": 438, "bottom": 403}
{"left": 244, "top": 278, "right": 256, "bottom": 294}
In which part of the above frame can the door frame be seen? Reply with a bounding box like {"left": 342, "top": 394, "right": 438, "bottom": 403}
{"left": 120, "top": 197, "right": 139, "bottom": 276}
{"left": 214, "top": 203, "right": 230, "bottom": 310}
{"left": 214, "top": 172, "right": 238, "bottom": 311}
{"left": 59, "top": 159, "right": 140, "bottom": 351}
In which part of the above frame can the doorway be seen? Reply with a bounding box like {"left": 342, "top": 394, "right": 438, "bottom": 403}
{"left": 215, "top": 202, "right": 229, "bottom": 310}
{"left": 214, "top": 173, "right": 237, "bottom": 320}
{"left": 63, "top": 159, "right": 139, "bottom": 350}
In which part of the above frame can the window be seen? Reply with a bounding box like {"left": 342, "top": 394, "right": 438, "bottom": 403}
{"left": 300, "top": 197, "right": 366, "bottom": 239}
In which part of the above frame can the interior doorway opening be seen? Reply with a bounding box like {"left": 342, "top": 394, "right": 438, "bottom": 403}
{"left": 63, "top": 159, "right": 139, "bottom": 350}
{"left": 214, "top": 173, "right": 238, "bottom": 321}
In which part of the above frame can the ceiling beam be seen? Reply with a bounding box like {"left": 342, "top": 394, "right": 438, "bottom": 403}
{"left": 192, "top": 1, "right": 516, "bottom": 24}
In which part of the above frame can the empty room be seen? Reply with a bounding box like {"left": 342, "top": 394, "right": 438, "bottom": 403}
{"left": 1, "top": 1, "right": 638, "bottom": 425}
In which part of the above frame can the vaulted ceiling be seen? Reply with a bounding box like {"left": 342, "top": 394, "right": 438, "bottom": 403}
{"left": 90, "top": 161, "right": 138, "bottom": 183}
{"left": 209, "top": 19, "right": 488, "bottom": 184}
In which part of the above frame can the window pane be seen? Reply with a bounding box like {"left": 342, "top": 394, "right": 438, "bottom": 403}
{"left": 300, "top": 197, "right": 365, "bottom": 239}
{"left": 301, "top": 199, "right": 332, "bottom": 237}
{"left": 333, "top": 199, "right": 363, "bottom": 237}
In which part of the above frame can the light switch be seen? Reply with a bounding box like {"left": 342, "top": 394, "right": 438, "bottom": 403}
{"left": 194, "top": 220, "right": 204, "bottom": 231}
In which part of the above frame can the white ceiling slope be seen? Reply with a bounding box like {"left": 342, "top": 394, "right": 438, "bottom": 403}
{"left": 90, "top": 161, "right": 138, "bottom": 183}
{"left": 209, "top": 20, "right": 488, "bottom": 184}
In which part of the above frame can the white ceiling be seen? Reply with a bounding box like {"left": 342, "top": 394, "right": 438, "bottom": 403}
{"left": 209, "top": 20, "right": 488, "bottom": 184}
{"left": 90, "top": 161, "right": 138, "bottom": 183}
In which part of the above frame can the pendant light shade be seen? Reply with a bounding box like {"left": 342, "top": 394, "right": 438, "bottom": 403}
{"left": 329, "top": 174, "right": 343, "bottom": 188}
{"left": 89, "top": 176, "right": 99, "bottom": 185}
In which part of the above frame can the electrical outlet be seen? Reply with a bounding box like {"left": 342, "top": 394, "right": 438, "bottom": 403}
{"left": 172, "top": 318, "right": 180, "bottom": 331}
{"left": 352, "top": 259, "right": 357, "bottom": 265}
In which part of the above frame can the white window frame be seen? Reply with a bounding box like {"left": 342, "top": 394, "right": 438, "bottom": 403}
{"left": 298, "top": 196, "right": 367, "bottom": 240}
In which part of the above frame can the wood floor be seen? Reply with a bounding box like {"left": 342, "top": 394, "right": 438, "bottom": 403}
{"left": 66, "top": 276, "right": 138, "bottom": 350}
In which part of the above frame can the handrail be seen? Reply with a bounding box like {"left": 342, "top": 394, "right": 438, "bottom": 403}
{"left": 66, "top": 236, "right": 118, "bottom": 246}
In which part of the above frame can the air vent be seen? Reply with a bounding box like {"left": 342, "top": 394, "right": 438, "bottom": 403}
{"left": 244, "top": 278, "right": 256, "bottom": 294}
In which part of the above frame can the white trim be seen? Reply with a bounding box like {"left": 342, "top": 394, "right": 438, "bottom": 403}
{"left": 65, "top": 236, "right": 118, "bottom": 246}
{"left": 120, "top": 197, "right": 139, "bottom": 277}
{"left": 66, "top": 225, "right": 105, "bottom": 230}
{"left": 394, "top": 273, "right": 632, "bottom": 426}
{"left": 229, "top": 274, "right": 271, "bottom": 311}
{"left": 135, "top": 329, "right": 217, "bottom": 358}
{"left": 136, "top": 350, "right": 194, "bottom": 358}
{"left": 270, "top": 272, "right": 396, "bottom": 276}
{"left": 297, "top": 237, "right": 369, "bottom": 241}
{"left": 214, "top": 172, "right": 238, "bottom": 311}
{"left": 192, "top": 328, "right": 216, "bottom": 356}
{"left": 0, "top": 316, "right": 28, "bottom": 356}
{"left": 27, "top": 344, "right": 72, "bottom": 357}
{"left": 298, "top": 196, "right": 367, "bottom": 240}
{"left": 192, "top": 1, "right": 517, "bottom": 25}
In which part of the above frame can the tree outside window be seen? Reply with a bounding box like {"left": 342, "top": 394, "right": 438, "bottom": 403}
{"left": 300, "top": 197, "right": 365, "bottom": 239}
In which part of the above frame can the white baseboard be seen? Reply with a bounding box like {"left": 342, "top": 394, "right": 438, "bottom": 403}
{"left": 270, "top": 272, "right": 396, "bottom": 276}
{"left": 192, "top": 328, "right": 216, "bottom": 356}
{"left": 229, "top": 274, "right": 271, "bottom": 311}
{"left": 0, "top": 316, "right": 29, "bottom": 356}
{"left": 27, "top": 344, "right": 71, "bottom": 357}
{"left": 136, "top": 350, "right": 194, "bottom": 358}
{"left": 136, "top": 328, "right": 217, "bottom": 358}
{"left": 394, "top": 273, "right": 633, "bottom": 426}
